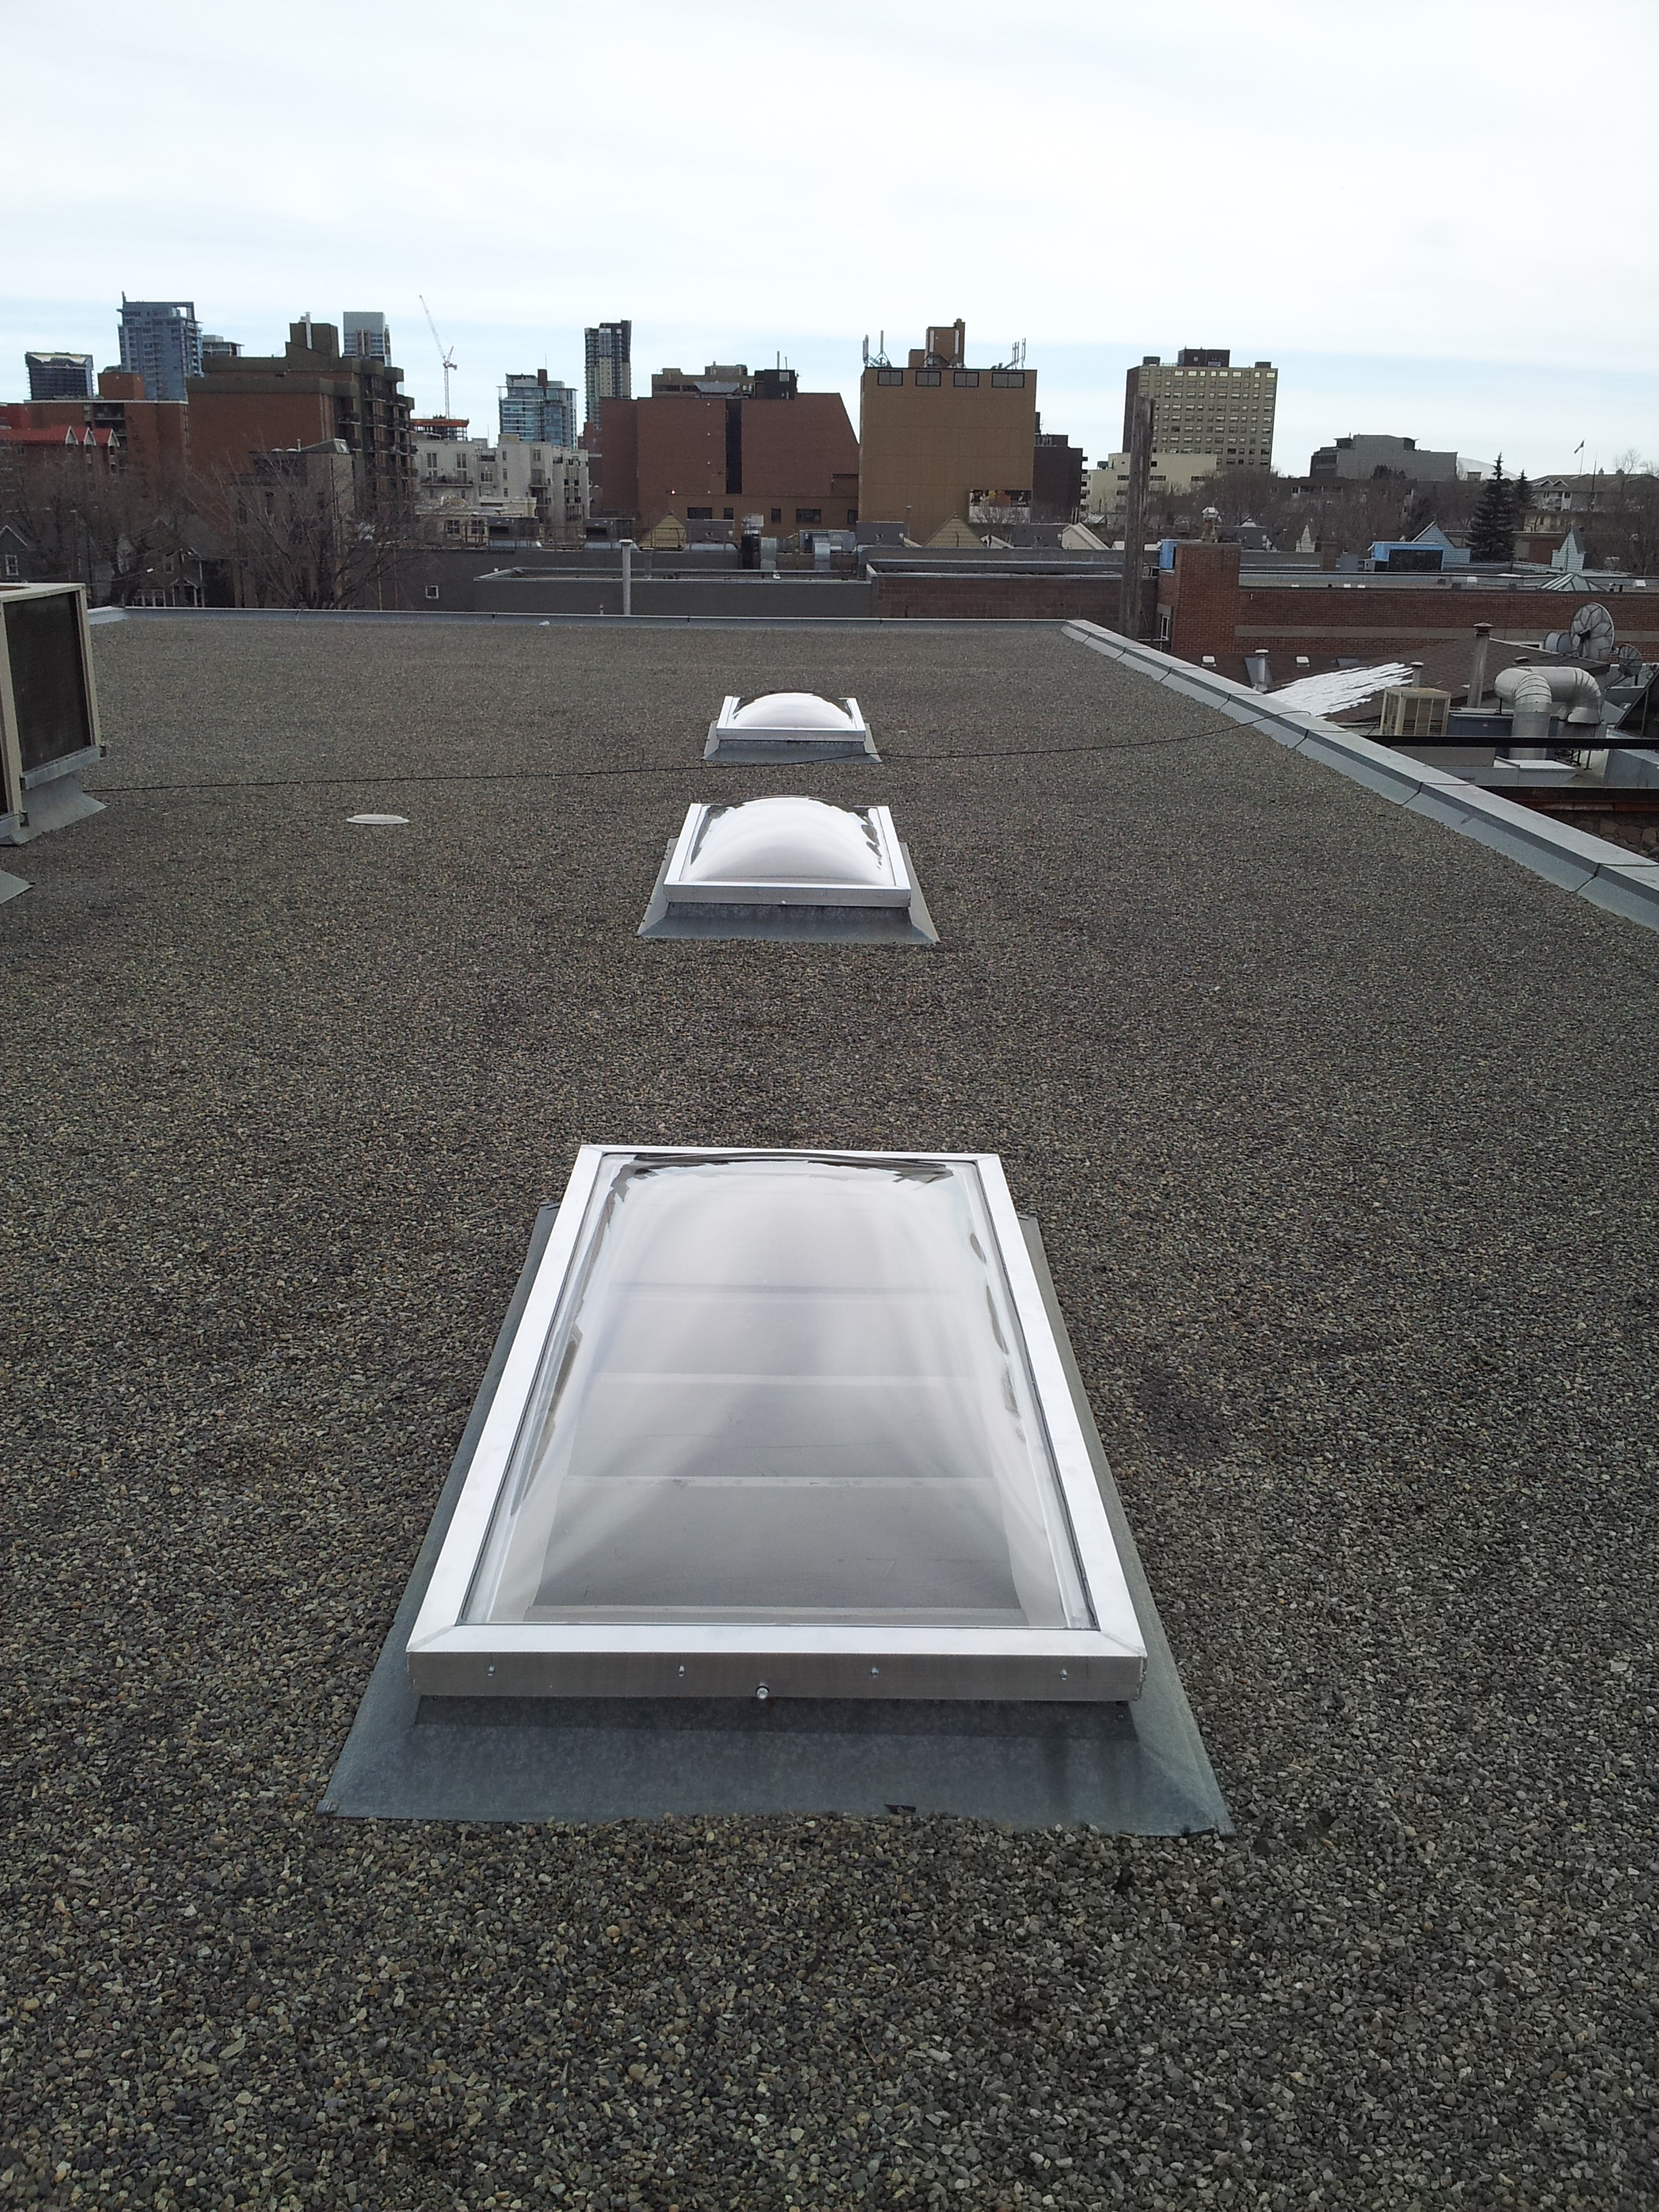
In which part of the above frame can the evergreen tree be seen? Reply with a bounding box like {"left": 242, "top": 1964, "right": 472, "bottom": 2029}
{"left": 1469, "top": 455, "right": 1517, "bottom": 563}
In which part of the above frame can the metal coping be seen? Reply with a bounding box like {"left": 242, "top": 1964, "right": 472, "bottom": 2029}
{"left": 321, "top": 1205, "right": 1231, "bottom": 1832}
{"left": 1063, "top": 620, "right": 1659, "bottom": 934}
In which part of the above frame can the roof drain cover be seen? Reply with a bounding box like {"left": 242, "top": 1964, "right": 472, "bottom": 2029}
{"left": 407, "top": 1147, "right": 1147, "bottom": 1704}
{"left": 704, "top": 691, "right": 878, "bottom": 762}
{"left": 639, "top": 796, "right": 937, "bottom": 943}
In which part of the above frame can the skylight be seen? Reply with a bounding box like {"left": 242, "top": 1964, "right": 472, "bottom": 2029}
{"left": 664, "top": 797, "right": 912, "bottom": 907}
{"left": 408, "top": 1148, "right": 1147, "bottom": 1702}
{"left": 705, "top": 691, "right": 877, "bottom": 761}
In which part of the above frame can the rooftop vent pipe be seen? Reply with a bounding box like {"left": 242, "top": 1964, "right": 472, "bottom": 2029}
{"left": 1504, "top": 668, "right": 1555, "bottom": 746}
{"left": 1493, "top": 663, "right": 1603, "bottom": 726}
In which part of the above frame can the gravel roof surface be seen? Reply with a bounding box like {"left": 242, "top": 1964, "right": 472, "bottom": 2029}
{"left": 3, "top": 616, "right": 1655, "bottom": 2212}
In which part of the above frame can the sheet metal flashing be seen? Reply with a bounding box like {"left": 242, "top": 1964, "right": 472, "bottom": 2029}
{"left": 1063, "top": 620, "right": 1659, "bottom": 933}
{"left": 639, "top": 841, "right": 938, "bottom": 944}
{"left": 321, "top": 1206, "right": 1230, "bottom": 1832}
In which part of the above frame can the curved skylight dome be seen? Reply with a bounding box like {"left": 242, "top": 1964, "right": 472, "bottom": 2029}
{"left": 728, "top": 691, "right": 858, "bottom": 733}
{"left": 686, "top": 796, "right": 885, "bottom": 887}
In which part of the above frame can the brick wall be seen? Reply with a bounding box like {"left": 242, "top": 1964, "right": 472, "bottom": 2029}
{"left": 1237, "top": 581, "right": 1659, "bottom": 653}
{"left": 1157, "top": 541, "right": 1240, "bottom": 661}
{"left": 870, "top": 573, "right": 1136, "bottom": 625}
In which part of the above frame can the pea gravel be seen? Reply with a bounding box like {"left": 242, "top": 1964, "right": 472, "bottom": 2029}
{"left": 2, "top": 618, "right": 1655, "bottom": 2212}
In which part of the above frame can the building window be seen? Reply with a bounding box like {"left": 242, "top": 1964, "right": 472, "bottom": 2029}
{"left": 687, "top": 506, "right": 714, "bottom": 519}
{"left": 795, "top": 508, "right": 822, "bottom": 525}
{"left": 914, "top": 369, "right": 941, "bottom": 386}
{"left": 770, "top": 507, "right": 782, "bottom": 523}
{"left": 425, "top": 584, "right": 441, "bottom": 602}
{"left": 954, "top": 370, "right": 980, "bottom": 388}
{"left": 1, "top": 553, "right": 18, "bottom": 579}
{"left": 990, "top": 370, "right": 1025, "bottom": 388}
{"left": 722, "top": 507, "right": 734, "bottom": 520}
{"left": 876, "top": 368, "right": 904, "bottom": 386}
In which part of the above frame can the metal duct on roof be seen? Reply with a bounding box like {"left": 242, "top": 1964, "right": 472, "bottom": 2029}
{"left": 1505, "top": 669, "right": 1555, "bottom": 745}
{"left": 1493, "top": 665, "right": 1604, "bottom": 726}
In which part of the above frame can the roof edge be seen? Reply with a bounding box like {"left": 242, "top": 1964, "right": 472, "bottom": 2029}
{"left": 1063, "top": 621, "right": 1659, "bottom": 935}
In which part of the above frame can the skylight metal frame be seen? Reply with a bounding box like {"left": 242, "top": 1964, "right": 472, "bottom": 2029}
{"left": 661, "top": 800, "right": 913, "bottom": 909}
{"left": 408, "top": 1147, "right": 1147, "bottom": 1704}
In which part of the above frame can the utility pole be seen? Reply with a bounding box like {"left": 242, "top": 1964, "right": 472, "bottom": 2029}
{"left": 1118, "top": 394, "right": 1152, "bottom": 639}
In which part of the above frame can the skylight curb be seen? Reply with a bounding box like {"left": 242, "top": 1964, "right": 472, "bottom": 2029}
{"left": 639, "top": 840, "right": 939, "bottom": 944}
{"left": 321, "top": 1206, "right": 1230, "bottom": 1830}
{"left": 1062, "top": 620, "right": 1659, "bottom": 933}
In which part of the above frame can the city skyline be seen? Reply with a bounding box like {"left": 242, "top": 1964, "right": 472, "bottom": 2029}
{"left": 3, "top": 0, "right": 1655, "bottom": 476}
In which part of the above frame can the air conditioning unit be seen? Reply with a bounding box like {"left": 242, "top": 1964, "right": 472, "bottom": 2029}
{"left": 1378, "top": 687, "right": 1450, "bottom": 740}
{"left": 0, "top": 582, "right": 107, "bottom": 846}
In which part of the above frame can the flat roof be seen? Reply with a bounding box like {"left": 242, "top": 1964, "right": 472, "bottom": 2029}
{"left": 5, "top": 616, "right": 1654, "bottom": 2205}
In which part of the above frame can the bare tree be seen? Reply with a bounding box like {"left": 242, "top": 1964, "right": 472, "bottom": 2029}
{"left": 0, "top": 439, "right": 201, "bottom": 602}
{"left": 194, "top": 447, "right": 420, "bottom": 610}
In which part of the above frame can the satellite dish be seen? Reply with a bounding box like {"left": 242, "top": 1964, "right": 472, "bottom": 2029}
{"left": 1569, "top": 601, "right": 1615, "bottom": 657}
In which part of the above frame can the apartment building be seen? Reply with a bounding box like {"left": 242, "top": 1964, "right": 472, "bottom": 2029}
{"left": 118, "top": 298, "right": 203, "bottom": 403}
{"left": 342, "top": 312, "right": 392, "bottom": 363}
{"left": 1122, "top": 349, "right": 1277, "bottom": 470}
{"left": 501, "top": 371, "right": 580, "bottom": 449}
{"left": 26, "top": 352, "right": 95, "bottom": 401}
{"left": 1, "top": 367, "right": 190, "bottom": 490}
{"left": 858, "top": 320, "right": 1038, "bottom": 543}
{"left": 413, "top": 428, "right": 589, "bottom": 541}
{"left": 189, "top": 319, "right": 413, "bottom": 504}
{"left": 583, "top": 321, "right": 632, "bottom": 434}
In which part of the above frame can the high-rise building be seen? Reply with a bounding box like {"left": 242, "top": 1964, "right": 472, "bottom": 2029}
{"left": 857, "top": 319, "right": 1038, "bottom": 542}
{"left": 343, "top": 312, "right": 391, "bottom": 363}
{"left": 26, "top": 352, "right": 95, "bottom": 401}
{"left": 1122, "top": 349, "right": 1277, "bottom": 471}
{"left": 200, "top": 334, "right": 242, "bottom": 363}
{"left": 500, "top": 370, "right": 579, "bottom": 448}
{"left": 583, "top": 321, "right": 632, "bottom": 435}
{"left": 117, "top": 298, "right": 203, "bottom": 403}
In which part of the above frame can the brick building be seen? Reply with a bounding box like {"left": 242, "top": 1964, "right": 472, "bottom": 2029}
{"left": 1, "top": 367, "right": 190, "bottom": 491}
{"left": 596, "top": 373, "right": 858, "bottom": 537}
{"left": 188, "top": 320, "right": 413, "bottom": 505}
{"left": 858, "top": 321, "right": 1038, "bottom": 543}
{"left": 1031, "top": 417, "right": 1086, "bottom": 525}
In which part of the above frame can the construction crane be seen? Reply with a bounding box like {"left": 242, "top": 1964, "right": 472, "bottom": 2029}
{"left": 419, "top": 295, "right": 457, "bottom": 417}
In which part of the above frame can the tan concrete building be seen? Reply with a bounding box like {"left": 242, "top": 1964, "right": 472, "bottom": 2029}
{"left": 858, "top": 321, "right": 1038, "bottom": 543}
{"left": 1087, "top": 451, "right": 1218, "bottom": 520}
{"left": 1122, "top": 350, "right": 1277, "bottom": 471}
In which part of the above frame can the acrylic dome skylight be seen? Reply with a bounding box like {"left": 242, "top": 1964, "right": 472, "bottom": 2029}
{"left": 663, "top": 798, "right": 912, "bottom": 909}
{"left": 407, "top": 1147, "right": 1147, "bottom": 1703}
{"left": 705, "top": 692, "right": 875, "bottom": 761}
{"left": 727, "top": 692, "right": 861, "bottom": 733}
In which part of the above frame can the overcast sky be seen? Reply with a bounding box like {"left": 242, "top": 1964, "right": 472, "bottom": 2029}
{"left": 5, "top": 0, "right": 1655, "bottom": 476}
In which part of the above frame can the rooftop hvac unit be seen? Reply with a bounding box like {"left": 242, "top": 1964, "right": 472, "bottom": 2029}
{"left": 0, "top": 583, "right": 106, "bottom": 847}
{"left": 1378, "top": 687, "right": 1451, "bottom": 740}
